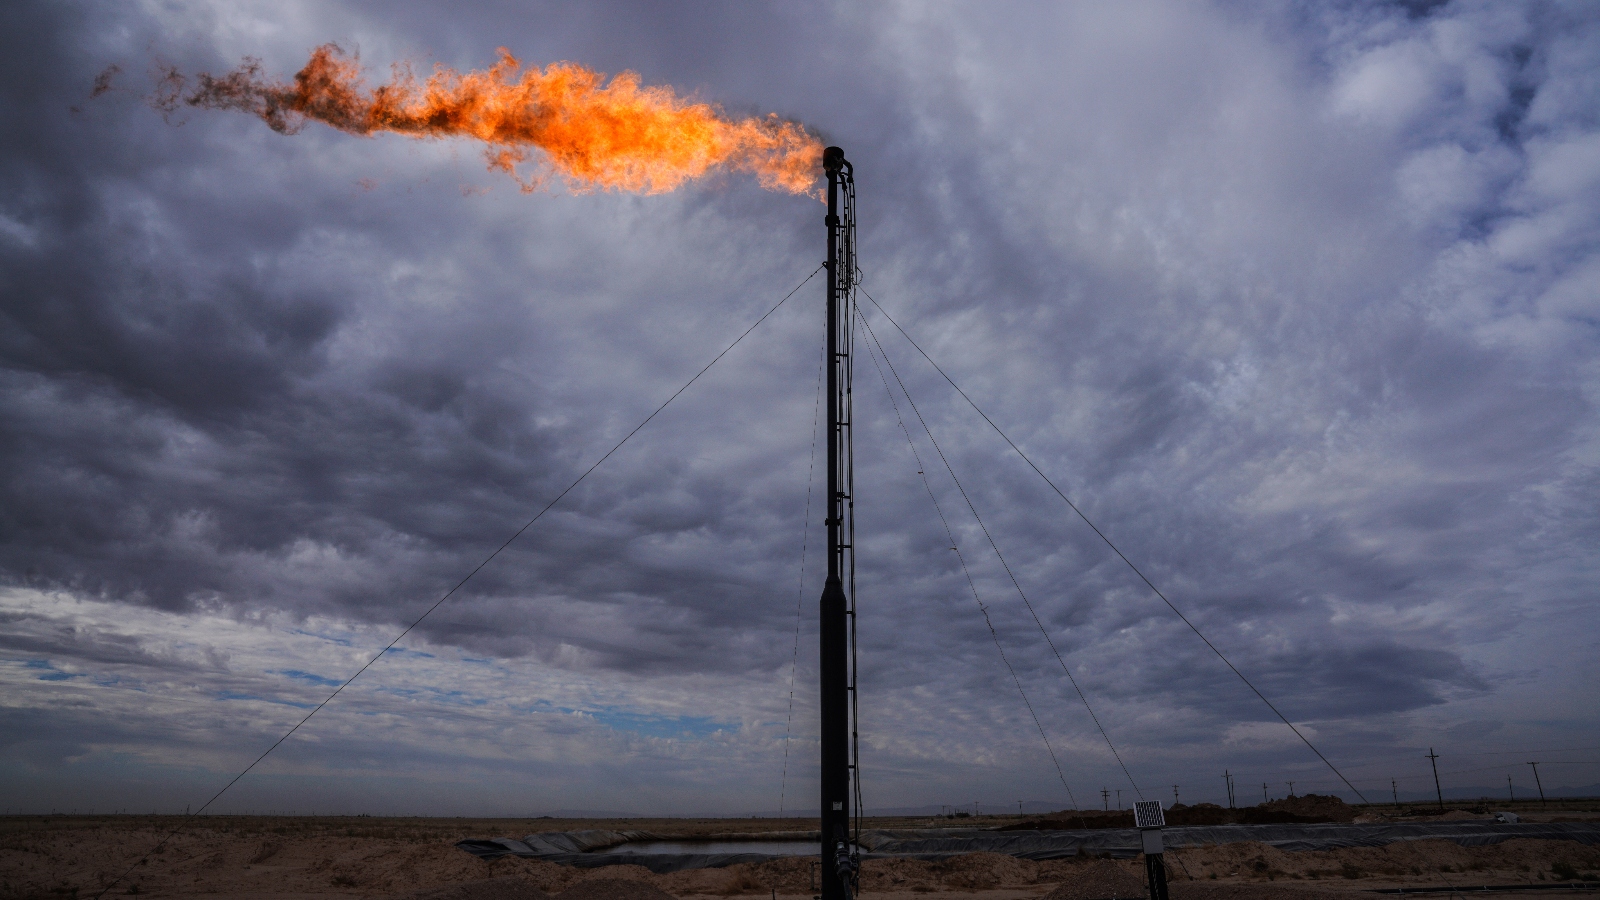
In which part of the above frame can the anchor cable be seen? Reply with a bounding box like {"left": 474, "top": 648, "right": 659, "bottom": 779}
{"left": 858, "top": 308, "right": 1142, "bottom": 801}
{"left": 858, "top": 289, "right": 1370, "bottom": 806}
{"left": 91, "top": 264, "right": 825, "bottom": 900}
{"left": 780, "top": 335, "right": 827, "bottom": 816}
{"left": 859, "top": 314, "right": 1080, "bottom": 810}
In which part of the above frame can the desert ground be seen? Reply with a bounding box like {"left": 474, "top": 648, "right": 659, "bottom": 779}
{"left": 4, "top": 799, "right": 1598, "bottom": 900}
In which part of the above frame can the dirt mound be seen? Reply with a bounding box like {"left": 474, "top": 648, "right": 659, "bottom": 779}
{"left": 1255, "top": 794, "right": 1357, "bottom": 823}
{"left": 405, "top": 876, "right": 551, "bottom": 900}
{"left": 1009, "top": 795, "right": 1356, "bottom": 831}
{"left": 1164, "top": 804, "right": 1233, "bottom": 826}
{"left": 933, "top": 851, "right": 1038, "bottom": 889}
{"left": 1002, "top": 811, "right": 1135, "bottom": 831}
{"left": 554, "top": 877, "right": 677, "bottom": 900}
{"left": 1169, "top": 884, "right": 1341, "bottom": 898}
{"left": 1039, "top": 859, "right": 1145, "bottom": 900}
{"left": 1165, "top": 794, "right": 1356, "bottom": 826}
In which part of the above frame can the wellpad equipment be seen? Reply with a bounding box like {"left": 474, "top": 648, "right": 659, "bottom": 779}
{"left": 1134, "top": 800, "right": 1169, "bottom": 900}
{"left": 457, "top": 821, "right": 1600, "bottom": 873}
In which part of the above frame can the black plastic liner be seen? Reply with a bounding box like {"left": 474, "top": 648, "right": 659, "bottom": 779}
{"left": 456, "top": 822, "right": 1600, "bottom": 873}
{"left": 455, "top": 830, "right": 822, "bottom": 873}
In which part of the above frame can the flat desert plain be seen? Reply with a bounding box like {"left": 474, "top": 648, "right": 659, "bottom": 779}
{"left": 4, "top": 804, "right": 1598, "bottom": 900}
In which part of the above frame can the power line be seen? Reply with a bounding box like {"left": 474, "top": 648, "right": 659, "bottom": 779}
{"left": 859, "top": 289, "right": 1370, "bottom": 806}
{"left": 92, "top": 264, "right": 825, "bottom": 900}
{"left": 1450, "top": 746, "right": 1600, "bottom": 757}
{"left": 1439, "top": 761, "right": 1600, "bottom": 778}
{"left": 857, "top": 307, "right": 1142, "bottom": 801}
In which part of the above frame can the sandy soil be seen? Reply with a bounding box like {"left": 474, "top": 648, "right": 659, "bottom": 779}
{"left": 4, "top": 810, "right": 1598, "bottom": 900}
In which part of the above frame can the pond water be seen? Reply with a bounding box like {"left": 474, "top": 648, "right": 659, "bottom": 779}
{"left": 595, "top": 840, "right": 822, "bottom": 856}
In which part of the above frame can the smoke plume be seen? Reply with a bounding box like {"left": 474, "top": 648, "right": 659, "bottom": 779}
{"left": 162, "top": 45, "right": 821, "bottom": 196}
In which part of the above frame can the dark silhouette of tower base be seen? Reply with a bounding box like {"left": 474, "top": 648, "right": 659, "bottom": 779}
{"left": 818, "top": 145, "right": 857, "bottom": 900}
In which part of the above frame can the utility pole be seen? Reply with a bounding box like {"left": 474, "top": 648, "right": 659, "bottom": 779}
{"left": 1392, "top": 778, "right": 1400, "bottom": 810}
{"left": 818, "top": 145, "right": 856, "bottom": 900}
{"left": 1116, "top": 789, "right": 1122, "bottom": 811}
{"left": 1223, "top": 771, "right": 1235, "bottom": 809}
{"left": 1426, "top": 748, "right": 1444, "bottom": 811}
{"left": 1528, "top": 762, "right": 1547, "bottom": 808}
{"left": 1172, "top": 785, "right": 1180, "bottom": 805}
{"left": 1263, "top": 783, "right": 1269, "bottom": 804}
{"left": 1507, "top": 774, "right": 1515, "bottom": 803}
{"left": 1101, "top": 789, "right": 1110, "bottom": 811}
{"left": 1286, "top": 781, "right": 1295, "bottom": 798}
{"left": 1018, "top": 800, "right": 1024, "bottom": 817}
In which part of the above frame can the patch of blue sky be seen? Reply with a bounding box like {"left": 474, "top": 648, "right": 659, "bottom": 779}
{"left": 217, "top": 691, "right": 314, "bottom": 709}
{"left": 576, "top": 706, "right": 733, "bottom": 739}
{"left": 24, "top": 659, "right": 86, "bottom": 681}
{"left": 289, "top": 628, "right": 353, "bottom": 646}
{"left": 382, "top": 647, "right": 434, "bottom": 659}
{"left": 371, "top": 685, "right": 488, "bottom": 707}
{"left": 273, "top": 669, "right": 342, "bottom": 687}
{"left": 422, "top": 687, "right": 486, "bottom": 706}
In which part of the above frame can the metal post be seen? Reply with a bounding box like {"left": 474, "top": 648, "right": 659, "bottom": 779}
{"left": 818, "top": 145, "right": 853, "bottom": 900}
{"left": 1135, "top": 801, "right": 1169, "bottom": 900}
{"left": 1528, "top": 762, "right": 1546, "bottom": 808}
{"left": 1426, "top": 748, "right": 1443, "bottom": 811}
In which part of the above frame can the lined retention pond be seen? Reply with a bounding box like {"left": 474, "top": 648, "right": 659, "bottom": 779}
{"left": 594, "top": 841, "right": 821, "bottom": 856}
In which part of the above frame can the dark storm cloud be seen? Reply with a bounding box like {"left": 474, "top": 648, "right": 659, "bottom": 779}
{"left": 1, "top": 0, "right": 1597, "bottom": 814}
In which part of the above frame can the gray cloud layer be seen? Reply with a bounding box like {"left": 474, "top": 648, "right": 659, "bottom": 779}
{"left": 1, "top": 0, "right": 1597, "bottom": 815}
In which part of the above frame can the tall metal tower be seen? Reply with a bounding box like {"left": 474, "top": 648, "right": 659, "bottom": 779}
{"left": 818, "top": 145, "right": 859, "bottom": 900}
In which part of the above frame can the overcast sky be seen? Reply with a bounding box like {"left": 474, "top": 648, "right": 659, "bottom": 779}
{"left": 2, "top": 0, "right": 1598, "bottom": 817}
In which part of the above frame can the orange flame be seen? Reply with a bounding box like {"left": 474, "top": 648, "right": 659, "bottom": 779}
{"left": 167, "top": 45, "right": 822, "bottom": 196}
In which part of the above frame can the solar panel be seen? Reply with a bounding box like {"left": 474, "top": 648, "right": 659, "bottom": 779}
{"left": 1134, "top": 800, "right": 1165, "bottom": 829}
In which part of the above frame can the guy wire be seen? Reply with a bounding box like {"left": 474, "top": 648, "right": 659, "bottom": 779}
{"left": 92, "top": 264, "right": 826, "bottom": 900}
{"left": 856, "top": 309, "right": 1142, "bottom": 800}
{"left": 858, "top": 289, "right": 1370, "bottom": 806}
{"left": 780, "top": 334, "right": 827, "bottom": 816}
{"left": 858, "top": 312, "right": 1079, "bottom": 811}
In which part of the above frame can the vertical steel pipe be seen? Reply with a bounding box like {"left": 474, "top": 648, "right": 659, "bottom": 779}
{"left": 818, "top": 145, "right": 851, "bottom": 900}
